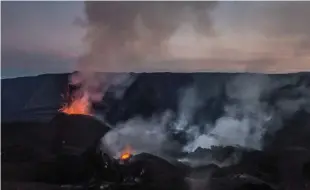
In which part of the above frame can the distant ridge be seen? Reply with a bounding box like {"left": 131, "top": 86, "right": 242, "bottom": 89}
{"left": 1, "top": 73, "right": 70, "bottom": 122}
{"left": 1, "top": 72, "right": 310, "bottom": 123}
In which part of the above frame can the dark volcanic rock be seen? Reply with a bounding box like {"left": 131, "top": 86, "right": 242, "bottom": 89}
{"left": 2, "top": 72, "right": 310, "bottom": 190}
{"left": 50, "top": 113, "right": 110, "bottom": 156}
{"left": 45, "top": 113, "right": 111, "bottom": 184}
{"left": 1, "top": 113, "right": 111, "bottom": 184}
{"left": 118, "top": 152, "right": 189, "bottom": 190}
{"left": 2, "top": 72, "right": 310, "bottom": 125}
{"left": 1, "top": 73, "right": 69, "bottom": 122}
{"left": 266, "top": 110, "right": 310, "bottom": 151}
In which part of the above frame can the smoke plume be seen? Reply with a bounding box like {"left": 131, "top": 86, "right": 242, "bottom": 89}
{"left": 69, "top": 2, "right": 310, "bottom": 116}
{"left": 69, "top": 1, "right": 217, "bottom": 114}
{"left": 101, "top": 74, "right": 310, "bottom": 167}
{"left": 71, "top": 1, "right": 310, "bottom": 168}
{"left": 101, "top": 111, "right": 173, "bottom": 159}
{"left": 69, "top": 71, "right": 136, "bottom": 118}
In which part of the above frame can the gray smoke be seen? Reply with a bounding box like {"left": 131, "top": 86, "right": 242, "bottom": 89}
{"left": 69, "top": 1, "right": 217, "bottom": 115}
{"left": 81, "top": 1, "right": 217, "bottom": 71}
{"left": 85, "top": 1, "right": 310, "bottom": 168}
{"left": 69, "top": 72, "right": 137, "bottom": 118}
{"left": 185, "top": 74, "right": 310, "bottom": 152}
{"left": 185, "top": 75, "right": 274, "bottom": 151}
{"left": 225, "top": 2, "right": 310, "bottom": 72}
{"left": 77, "top": 2, "right": 310, "bottom": 73}
{"left": 101, "top": 111, "right": 173, "bottom": 159}
{"left": 102, "top": 73, "right": 137, "bottom": 99}
{"left": 71, "top": 1, "right": 310, "bottom": 117}
{"left": 101, "top": 74, "right": 310, "bottom": 167}
{"left": 174, "top": 86, "right": 203, "bottom": 131}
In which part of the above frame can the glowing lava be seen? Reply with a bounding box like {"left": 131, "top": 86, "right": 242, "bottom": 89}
{"left": 59, "top": 92, "right": 92, "bottom": 115}
{"left": 120, "top": 145, "right": 133, "bottom": 160}
{"left": 121, "top": 152, "right": 131, "bottom": 160}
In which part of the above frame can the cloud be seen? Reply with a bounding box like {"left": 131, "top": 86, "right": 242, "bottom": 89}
{"left": 77, "top": 1, "right": 310, "bottom": 73}
{"left": 1, "top": 1, "right": 86, "bottom": 69}
{"left": 78, "top": 1, "right": 217, "bottom": 72}
{"left": 2, "top": 1, "right": 310, "bottom": 75}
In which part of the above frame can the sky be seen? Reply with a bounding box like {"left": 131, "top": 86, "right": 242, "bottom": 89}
{"left": 2, "top": 1, "right": 310, "bottom": 78}
{"left": 1, "top": 1, "right": 86, "bottom": 78}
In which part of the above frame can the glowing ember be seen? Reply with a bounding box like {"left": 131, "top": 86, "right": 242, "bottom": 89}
{"left": 120, "top": 145, "right": 133, "bottom": 160}
{"left": 120, "top": 152, "right": 131, "bottom": 160}
{"left": 59, "top": 92, "right": 92, "bottom": 115}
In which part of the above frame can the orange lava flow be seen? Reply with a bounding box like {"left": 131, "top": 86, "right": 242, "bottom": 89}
{"left": 120, "top": 145, "right": 133, "bottom": 160}
{"left": 59, "top": 93, "right": 92, "bottom": 115}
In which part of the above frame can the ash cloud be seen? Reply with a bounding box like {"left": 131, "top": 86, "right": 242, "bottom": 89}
{"left": 81, "top": 1, "right": 310, "bottom": 167}
{"left": 69, "top": 1, "right": 218, "bottom": 115}
{"left": 258, "top": 2, "right": 310, "bottom": 38}
{"left": 81, "top": 1, "right": 217, "bottom": 71}
{"left": 71, "top": 2, "right": 310, "bottom": 110}
{"left": 77, "top": 1, "right": 310, "bottom": 73}
{"left": 222, "top": 2, "right": 310, "bottom": 72}
{"left": 69, "top": 1, "right": 218, "bottom": 114}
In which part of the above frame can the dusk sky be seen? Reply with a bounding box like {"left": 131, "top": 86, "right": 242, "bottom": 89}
{"left": 2, "top": 1, "right": 85, "bottom": 78}
{"left": 2, "top": 1, "right": 310, "bottom": 78}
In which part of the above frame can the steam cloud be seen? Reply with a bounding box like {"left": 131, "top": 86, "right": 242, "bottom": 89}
{"left": 101, "top": 111, "right": 173, "bottom": 159}
{"left": 184, "top": 75, "right": 273, "bottom": 151}
{"left": 70, "top": 1, "right": 310, "bottom": 168}
{"left": 101, "top": 74, "right": 310, "bottom": 167}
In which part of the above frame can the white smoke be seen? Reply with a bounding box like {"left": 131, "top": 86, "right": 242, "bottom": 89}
{"left": 185, "top": 75, "right": 274, "bottom": 151}
{"left": 70, "top": 72, "right": 136, "bottom": 101}
{"left": 101, "top": 111, "right": 173, "bottom": 159}
{"left": 100, "top": 73, "right": 310, "bottom": 167}
{"left": 68, "top": 72, "right": 137, "bottom": 122}
{"left": 104, "top": 73, "right": 137, "bottom": 99}
{"left": 173, "top": 86, "right": 203, "bottom": 132}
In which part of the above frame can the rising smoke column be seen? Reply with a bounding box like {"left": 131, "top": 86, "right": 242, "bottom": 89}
{"left": 68, "top": 1, "right": 218, "bottom": 116}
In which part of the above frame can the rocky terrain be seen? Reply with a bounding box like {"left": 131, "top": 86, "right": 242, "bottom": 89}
{"left": 2, "top": 72, "right": 310, "bottom": 190}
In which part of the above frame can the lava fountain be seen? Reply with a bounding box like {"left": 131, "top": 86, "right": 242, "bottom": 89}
{"left": 59, "top": 90, "right": 92, "bottom": 116}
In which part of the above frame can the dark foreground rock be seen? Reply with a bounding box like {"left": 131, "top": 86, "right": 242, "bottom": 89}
{"left": 2, "top": 110, "right": 310, "bottom": 190}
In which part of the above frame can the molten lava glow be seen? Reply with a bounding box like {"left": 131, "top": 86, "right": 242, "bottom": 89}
{"left": 121, "top": 152, "right": 131, "bottom": 160}
{"left": 120, "top": 145, "right": 133, "bottom": 160}
{"left": 59, "top": 93, "right": 92, "bottom": 115}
